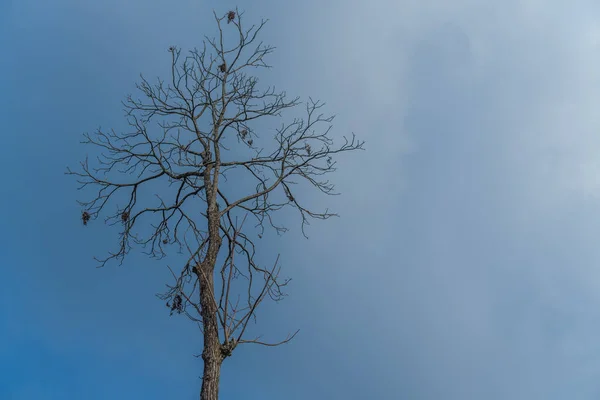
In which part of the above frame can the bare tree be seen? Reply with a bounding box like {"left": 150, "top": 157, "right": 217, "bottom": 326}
{"left": 67, "top": 9, "right": 363, "bottom": 400}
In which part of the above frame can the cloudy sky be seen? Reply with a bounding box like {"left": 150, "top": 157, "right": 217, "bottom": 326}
{"left": 4, "top": 0, "right": 600, "bottom": 399}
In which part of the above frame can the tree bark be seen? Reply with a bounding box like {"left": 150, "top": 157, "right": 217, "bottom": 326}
{"left": 199, "top": 169, "right": 224, "bottom": 400}
{"left": 199, "top": 270, "right": 222, "bottom": 400}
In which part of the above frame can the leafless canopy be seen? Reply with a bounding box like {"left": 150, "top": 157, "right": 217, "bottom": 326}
{"left": 67, "top": 9, "right": 363, "bottom": 356}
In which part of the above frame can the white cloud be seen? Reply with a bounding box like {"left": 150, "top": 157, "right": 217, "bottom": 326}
{"left": 269, "top": 1, "right": 600, "bottom": 397}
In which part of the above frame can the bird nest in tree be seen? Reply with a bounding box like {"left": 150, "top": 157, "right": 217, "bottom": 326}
{"left": 82, "top": 211, "right": 90, "bottom": 225}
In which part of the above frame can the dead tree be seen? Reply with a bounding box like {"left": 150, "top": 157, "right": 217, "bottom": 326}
{"left": 67, "top": 9, "right": 363, "bottom": 400}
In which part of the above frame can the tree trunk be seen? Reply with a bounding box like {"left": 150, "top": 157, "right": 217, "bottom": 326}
{"left": 199, "top": 161, "right": 224, "bottom": 399}
{"left": 199, "top": 270, "right": 222, "bottom": 400}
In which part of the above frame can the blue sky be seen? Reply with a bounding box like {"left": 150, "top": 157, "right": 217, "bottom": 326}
{"left": 4, "top": 0, "right": 600, "bottom": 399}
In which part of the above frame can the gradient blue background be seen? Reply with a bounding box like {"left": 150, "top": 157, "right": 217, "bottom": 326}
{"left": 4, "top": 0, "right": 600, "bottom": 399}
